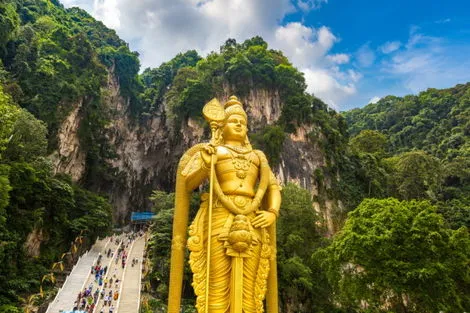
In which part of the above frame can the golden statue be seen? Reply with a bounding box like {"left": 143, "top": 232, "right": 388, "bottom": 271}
{"left": 168, "top": 96, "right": 282, "bottom": 313}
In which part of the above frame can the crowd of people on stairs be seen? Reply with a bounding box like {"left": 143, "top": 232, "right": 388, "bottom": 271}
{"left": 70, "top": 231, "right": 143, "bottom": 313}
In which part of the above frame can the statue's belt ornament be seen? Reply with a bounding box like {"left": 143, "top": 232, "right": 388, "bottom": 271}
{"left": 233, "top": 195, "right": 250, "bottom": 208}
{"left": 214, "top": 195, "right": 256, "bottom": 215}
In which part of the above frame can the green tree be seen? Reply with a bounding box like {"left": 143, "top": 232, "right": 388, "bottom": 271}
{"left": 0, "top": 158, "right": 112, "bottom": 306}
{"left": 441, "top": 156, "right": 470, "bottom": 201}
{"left": 145, "top": 190, "right": 197, "bottom": 308}
{"left": 393, "top": 151, "right": 443, "bottom": 200}
{"left": 0, "top": 2, "right": 20, "bottom": 55}
{"left": 437, "top": 199, "right": 470, "bottom": 230}
{"left": 356, "top": 153, "right": 388, "bottom": 198}
{"left": 69, "top": 186, "right": 112, "bottom": 243}
{"left": 277, "top": 183, "right": 333, "bottom": 313}
{"left": 349, "top": 130, "right": 387, "bottom": 156}
{"left": 4, "top": 109, "right": 48, "bottom": 162}
{"left": 0, "top": 165, "right": 10, "bottom": 213}
{"left": 149, "top": 190, "right": 174, "bottom": 213}
{"left": 319, "top": 198, "right": 470, "bottom": 312}
{"left": 344, "top": 83, "right": 470, "bottom": 159}
{"left": 250, "top": 125, "right": 286, "bottom": 166}
{"left": 0, "top": 86, "right": 20, "bottom": 158}
{"left": 147, "top": 206, "right": 174, "bottom": 300}
{"left": 225, "top": 51, "right": 253, "bottom": 95}
{"left": 165, "top": 67, "right": 199, "bottom": 119}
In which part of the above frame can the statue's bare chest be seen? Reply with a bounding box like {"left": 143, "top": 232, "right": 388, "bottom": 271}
{"left": 215, "top": 147, "right": 260, "bottom": 195}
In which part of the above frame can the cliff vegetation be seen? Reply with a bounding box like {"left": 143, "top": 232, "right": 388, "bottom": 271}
{"left": 0, "top": 1, "right": 468, "bottom": 312}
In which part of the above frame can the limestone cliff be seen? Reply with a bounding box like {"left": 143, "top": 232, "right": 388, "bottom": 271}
{"left": 53, "top": 68, "right": 339, "bottom": 233}
{"left": 50, "top": 99, "right": 87, "bottom": 181}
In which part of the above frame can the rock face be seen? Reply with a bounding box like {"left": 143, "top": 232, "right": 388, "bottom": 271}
{"left": 279, "top": 125, "right": 340, "bottom": 235}
{"left": 24, "top": 228, "right": 45, "bottom": 257}
{"left": 51, "top": 99, "right": 87, "bottom": 181}
{"left": 53, "top": 68, "right": 337, "bottom": 232}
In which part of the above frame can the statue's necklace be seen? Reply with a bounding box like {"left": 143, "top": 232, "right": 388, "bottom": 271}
{"left": 224, "top": 144, "right": 251, "bottom": 155}
{"left": 228, "top": 150, "right": 252, "bottom": 180}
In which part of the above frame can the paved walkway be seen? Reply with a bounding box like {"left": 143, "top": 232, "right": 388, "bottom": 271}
{"left": 92, "top": 236, "right": 126, "bottom": 313}
{"left": 46, "top": 238, "right": 110, "bottom": 313}
{"left": 46, "top": 233, "right": 147, "bottom": 313}
{"left": 117, "top": 236, "right": 146, "bottom": 313}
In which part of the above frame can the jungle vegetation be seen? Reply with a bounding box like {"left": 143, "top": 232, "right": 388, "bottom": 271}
{"left": 0, "top": 0, "right": 123, "bottom": 310}
{"left": 0, "top": 0, "right": 468, "bottom": 312}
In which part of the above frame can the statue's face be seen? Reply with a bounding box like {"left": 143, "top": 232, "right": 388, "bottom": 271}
{"left": 223, "top": 114, "right": 247, "bottom": 142}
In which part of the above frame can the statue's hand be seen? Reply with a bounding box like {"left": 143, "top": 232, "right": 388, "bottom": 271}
{"left": 252, "top": 211, "right": 276, "bottom": 228}
{"left": 201, "top": 144, "right": 217, "bottom": 167}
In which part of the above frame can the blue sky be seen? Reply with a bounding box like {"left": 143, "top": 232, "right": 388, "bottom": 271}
{"left": 293, "top": 0, "right": 470, "bottom": 109}
{"left": 61, "top": 0, "right": 470, "bottom": 111}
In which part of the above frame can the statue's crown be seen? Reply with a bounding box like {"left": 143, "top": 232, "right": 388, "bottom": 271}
{"left": 224, "top": 96, "right": 247, "bottom": 120}
{"left": 224, "top": 95, "right": 242, "bottom": 109}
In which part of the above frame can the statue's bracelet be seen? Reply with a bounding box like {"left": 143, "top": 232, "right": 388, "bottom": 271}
{"left": 267, "top": 208, "right": 279, "bottom": 217}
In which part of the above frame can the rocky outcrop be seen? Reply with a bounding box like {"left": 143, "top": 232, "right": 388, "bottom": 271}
{"left": 278, "top": 125, "right": 324, "bottom": 191}
{"left": 51, "top": 99, "right": 86, "bottom": 181}
{"left": 219, "top": 88, "right": 282, "bottom": 131}
{"left": 89, "top": 68, "right": 208, "bottom": 223}
{"left": 24, "top": 228, "right": 45, "bottom": 257}
{"left": 279, "top": 125, "right": 340, "bottom": 235}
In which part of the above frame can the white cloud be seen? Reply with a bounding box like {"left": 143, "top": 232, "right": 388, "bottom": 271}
{"left": 111, "top": 0, "right": 295, "bottom": 68}
{"left": 271, "top": 23, "right": 359, "bottom": 108}
{"left": 297, "top": 0, "right": 328, "bottom": 12}
{"left": 92, "top": 0, "right": 120, "bottom": 29}
{"left": 379, "top": 41, "right": 401, "bottom": 54}
{"left": 348, "top": 69, "right": 362, "bottom": 82}
{"left": 303, "top": 68, "right": 356, "bottom": 110}
{"left": 369, "top": 96, "right": 381, "bottom": 104}
{"left": 382, "top": 30, "right": 470, "bottom": 93}
{"left": 59, "top": 0, "right": 359, "bottom": 109}
{"left": 61, "top": 0, "right": 80, "bottom": 5}
{"left": 356, "top": 43, "right": 376, "bottom": 67}
{"left": 61, "top": 0, "right": 94, "bottom": 12}
{"left": 327, "top": 53, "right": 350, "bottom": 64}
{"left": 390, "top": 54, "right": 434, "bottom": 74}
{"left": 272, "top": 23, "right": 337, "bottom": 68}
{"left": 435, "top": 18, "right": 451, "bottom": 24}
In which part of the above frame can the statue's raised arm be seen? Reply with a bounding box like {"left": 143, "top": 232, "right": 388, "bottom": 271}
{"left": 168, "top": 96, "right": 281, "bottom": 313}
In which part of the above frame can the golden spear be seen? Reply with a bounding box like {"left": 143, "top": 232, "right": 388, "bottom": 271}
{"left": 202, "top": 98, "right": 225, "bottom": 313}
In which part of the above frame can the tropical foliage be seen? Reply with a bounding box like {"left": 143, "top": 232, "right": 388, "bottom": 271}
{"left": 0, "top": 96, "right": 112, "bottom": 309}
{"left": 0, "top": 2, "right": 118, "bottom": 306}
{"left": 318, "top": 198, "right": 470, "bottom": 313}
{"left": 0, "top": 1, "right": 469, "bottom": 312}
{"left": 344, "top": 84, "right": 470, "bottom": 160}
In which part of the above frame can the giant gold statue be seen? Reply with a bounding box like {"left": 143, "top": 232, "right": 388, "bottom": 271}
{"left": 168, "top": 96, "right": 281, "bottom": 313}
